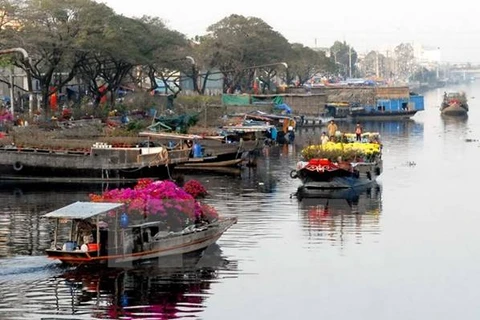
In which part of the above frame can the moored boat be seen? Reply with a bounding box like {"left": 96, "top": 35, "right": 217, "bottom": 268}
{"left": 319, "top": 86, "right": 424, "bottom": 121}
{"left": 290, "top": 132, "right": 383, "bottom": 197}
{"left": 0, "top": 141, "right": 189, "bottom": 182}
{"left": 440, "top": 91, "right": 468, "bottom": 116}
{"left": 138, "top": 131, "right": 262, "bottom": 170}
{"left": 43, "top": 179, "right": 237, "bottom": 266}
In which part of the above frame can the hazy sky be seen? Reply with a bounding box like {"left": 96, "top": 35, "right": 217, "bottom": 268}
{"left": 97, "top": 0, "right": 480, "bottom": 64}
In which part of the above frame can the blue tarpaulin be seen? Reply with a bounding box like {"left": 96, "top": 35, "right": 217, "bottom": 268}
{"left": 274, "top": 103, "right": 292, "bottom": 114}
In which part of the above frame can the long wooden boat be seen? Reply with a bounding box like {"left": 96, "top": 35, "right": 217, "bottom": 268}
{"left": 139, "top": 131, "right": 261, "bottom": 169}
{"left": 44, "top": 201, "right": 237, "bottom": 266}
{"left": 0, "top": 143, "right": 189, "bottom": 182}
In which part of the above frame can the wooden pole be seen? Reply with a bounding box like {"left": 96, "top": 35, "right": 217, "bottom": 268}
{"left": 53, "top": 219, "right": 59, "bottom": 248}
{"left": 96, "top": 215, "right": 100, "bottom": 257}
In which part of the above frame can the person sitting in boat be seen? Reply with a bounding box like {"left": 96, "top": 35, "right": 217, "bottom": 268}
{"left": 336, "top": 156, "right": 352, "bottom": 171}
{"left": 184, "top": 139, "right": 193, "bottom": 149}
{"left": 81, "top": 235, "right": 93, "bottom": 252}
{"left": 320, "top": 132, "right": 329, "bottom": 145}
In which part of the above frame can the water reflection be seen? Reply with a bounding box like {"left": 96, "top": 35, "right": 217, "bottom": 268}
{"left": 298, "top": 184, "right": 382, "bottom": 247}
{"left": 0, "top": 182, "right": 114, "bottom": 257}
{"left": 440, "top": 113, "right": 469, "bottom": 131}
{"left": 0, "top": 244, "right": 237, "bottom": 320}
{"left": 296, "top": 120, "right": 425, "bottom": 144}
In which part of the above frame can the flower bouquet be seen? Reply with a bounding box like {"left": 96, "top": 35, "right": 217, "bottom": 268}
{"left": 89, "top": 178, "right": 218, "bottom": 231}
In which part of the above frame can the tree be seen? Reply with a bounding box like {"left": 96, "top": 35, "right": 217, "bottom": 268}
{"left": 330, "top": 41, "right": 357, "bottom": 78}
{"left": 360, "top": 51, "right": 386, "bottom": 78}
{"left": 78, "top": 14, "right": 147, "bottom": 108}
{"left": 204, "top": 14, "right": 291, "bottom": 93}
{"left": 135, "top": 16, "right": 189, "bottom": 95}
{"left": 4, "top": 0, "right": 115, "bottom": 112}
{"left": 285, "top": 44, "right": 333, "bottom": 86}
{"left": 394, "top": 43, "right": 415, "bottom": 80}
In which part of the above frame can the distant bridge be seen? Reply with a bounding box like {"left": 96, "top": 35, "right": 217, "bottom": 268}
{"left": 449, "top": 67, "right": 480, "bottom": 74}
{"left": 449, "top": 69, "right": 480, "bottom": 74}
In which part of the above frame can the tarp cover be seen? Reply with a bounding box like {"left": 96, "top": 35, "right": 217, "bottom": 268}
{"left": 44, "top": 201, "right": 124, "bottom": 220}
{"left": 222, "top": 94, "right": 251, "bottom": 106}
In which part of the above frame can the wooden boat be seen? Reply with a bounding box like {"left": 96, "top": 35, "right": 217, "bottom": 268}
{"left": 139, "top": 131, "right": 262, "bottom": 169}
{"left": 440, "top": 91, "right": 468, "bottom": 116}
{"left": 44, "top": 201, "right": 237, "bottom": 266}
{"left": 0, "top": 141, "right": 189, "bottom": 182}
{"left": 291, "top": 135, "right": 382, "bottom": 195}
{"left": 320, "top": 86, "right": 424, "bottom": 121}
{"left": 223, "top": 111, "right": 296, "bottom": 144}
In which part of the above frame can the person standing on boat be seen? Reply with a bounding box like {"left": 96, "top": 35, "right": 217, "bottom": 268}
{"left": 355, "top": 123, "right": 363, "bottom": 142}
{"left": 327, "top": 120, "right": 338, "bottom": 141}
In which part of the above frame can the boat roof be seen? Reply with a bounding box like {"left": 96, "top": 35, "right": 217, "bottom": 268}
{"left": 43, "top": 201, "right": 124, "bottom": 220}
{"left": 139, "top": 131, "right": 225, "bottom": 141}
{"left": 220, "top": 125, "right": 274, "bottom": 133}
{"left": 139, "top": 131, "right": 204, "bottom": 140}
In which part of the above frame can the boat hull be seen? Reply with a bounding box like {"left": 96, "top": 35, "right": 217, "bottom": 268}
{"left": 179, "top": 152, "right": 244, "bottom": 168}
{"left": 440, "top": 104, "right": 468, "bottom": 116}
{"left": 292, "top": 160, "right": 382, "bottom": 198}
{"left": 0, "top": 147, "right": 182, "bottom": 182}
{"left": 45, "top": 217, "right": 237, "bottom": 266}
{"left": 298, "top": 182, "right": 381, "bottom": 201}
{"left": 349, "top": 110, "right": 418, "bottom": 121}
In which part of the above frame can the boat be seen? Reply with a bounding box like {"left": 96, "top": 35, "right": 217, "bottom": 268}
{"left": 440, "top": 91, "right": 468, "bottom": 116}
{"left": 138, "top": 131, "right": 262, "bottom": 170}
{"left": 0, "top": 138, "right": 189, "bottom": 183}
{"left": 349, "top": 89, "right": 424, "bottom": 121}
{"left": 318, "top": 86, "right": 424, "bottom": 121}
{"left": 43, "top": 180, "right": 237, "bottom": 266}
{"left": 290, "top": 132, "right": 383, "bottom": 196}
{"left": 223, "top": 110, "right": 297, "bottom": 145}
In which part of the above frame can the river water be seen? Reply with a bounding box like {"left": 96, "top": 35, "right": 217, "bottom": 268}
{"left": 1, "top": 83, "right": 480, "bottom": 319}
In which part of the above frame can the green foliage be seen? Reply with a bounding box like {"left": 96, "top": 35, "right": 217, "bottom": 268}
{"left": 330, "top": 41, "right": 357, "bottom": 77}
{"left": 286, "top": 43, "right": 333, "bottom": 85}
{"left": 203, "top": 14, "right": 291, "bottom": 92}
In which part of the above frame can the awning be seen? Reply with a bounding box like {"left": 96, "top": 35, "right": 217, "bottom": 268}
{"left": 43, "top": 201, "right": 124, "bottom": 220}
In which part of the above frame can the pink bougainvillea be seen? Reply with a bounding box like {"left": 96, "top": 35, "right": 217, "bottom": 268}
{"left": 89, "top": 179, "right": 218, "bottom": 230}
{"left": 183, "top": 179, "right": 208, "bottom": 199}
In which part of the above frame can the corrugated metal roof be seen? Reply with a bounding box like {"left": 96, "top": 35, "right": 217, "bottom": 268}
{"left": 43, "top": 201, "right": 124, "bottom": 220}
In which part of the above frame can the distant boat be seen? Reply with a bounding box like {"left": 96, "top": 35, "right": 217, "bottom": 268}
{"left": 440, "top": 91, "right": 468, "bottom": 116}
{"left": 319, "top": 86, "right": 424, "bottom": 122}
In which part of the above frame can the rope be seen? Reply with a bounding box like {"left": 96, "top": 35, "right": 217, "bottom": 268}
{"left": 235, "top": 138, "right": 244, "bottom": 159}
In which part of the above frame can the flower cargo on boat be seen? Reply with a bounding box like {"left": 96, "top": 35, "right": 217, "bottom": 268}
{"left": 301, "top": 141, "right": 381, "bottom": 162}
{"left": 89, "top": 178, "right": 218, "bottom": 230}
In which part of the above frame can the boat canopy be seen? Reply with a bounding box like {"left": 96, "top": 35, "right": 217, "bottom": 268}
{"left": 43, "top": 201, "right": 124, "bottom": 220}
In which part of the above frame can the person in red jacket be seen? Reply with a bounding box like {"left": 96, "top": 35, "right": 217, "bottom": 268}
{"left": 355, "top": 123, "right": 363, "bottom": 142}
